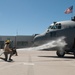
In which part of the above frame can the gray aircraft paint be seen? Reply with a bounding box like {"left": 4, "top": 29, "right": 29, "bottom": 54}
{"left": 33, "top": 17, "right": 75, "bottom": 57}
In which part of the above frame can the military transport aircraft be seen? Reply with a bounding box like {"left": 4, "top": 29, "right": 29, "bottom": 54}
{"left": 33, "top": 16, "right": 75, "bottom": 57}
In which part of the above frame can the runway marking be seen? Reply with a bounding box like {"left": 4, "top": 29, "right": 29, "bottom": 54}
{"left": 23, "top": 63, "right": 34, "bottom": 65}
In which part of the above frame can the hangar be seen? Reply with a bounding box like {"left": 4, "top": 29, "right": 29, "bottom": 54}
{"left": 0, "top": 35, "right": 34, "bottom": 49}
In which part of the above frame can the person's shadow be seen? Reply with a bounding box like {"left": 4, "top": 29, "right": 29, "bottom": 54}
{"left": 0, "top": 57, "right": 14, "bottom": 62}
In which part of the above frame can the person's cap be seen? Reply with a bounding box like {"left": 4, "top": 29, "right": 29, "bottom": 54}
{"left": 5, "top": 40, "right": 10, "bottom": 44}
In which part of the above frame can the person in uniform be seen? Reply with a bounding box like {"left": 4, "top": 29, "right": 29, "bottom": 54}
{"left": 3, "top": 40, "right": 13, "bottom": 61}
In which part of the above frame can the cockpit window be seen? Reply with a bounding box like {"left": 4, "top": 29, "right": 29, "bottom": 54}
{"left": 48, "top": 26, "right": 56, "bottom": 29}
{"left": 48, "top": 23, "right": 61, "bottom": 29}
{"left": 57, "top": 24, "right": 61, "bottom": 29}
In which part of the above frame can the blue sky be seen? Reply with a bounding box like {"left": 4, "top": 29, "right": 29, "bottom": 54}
{"left": 0, "top": 0, "right": 75, "bottom": 35}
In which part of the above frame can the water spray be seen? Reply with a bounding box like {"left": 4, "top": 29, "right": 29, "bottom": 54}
{"left": 17, "top": 36, "right": 67, "bottom": 51}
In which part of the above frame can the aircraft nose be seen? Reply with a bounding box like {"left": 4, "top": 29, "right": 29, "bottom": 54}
{"left": 33, "top": 35, "right": 43, "bottom": 46}
{"left": 33, "top": 36, "right": 41, "bottom": 42}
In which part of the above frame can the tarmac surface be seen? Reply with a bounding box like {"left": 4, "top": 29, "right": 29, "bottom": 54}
{"left": 0, "top": 50, "right": 75, "bottom": 75}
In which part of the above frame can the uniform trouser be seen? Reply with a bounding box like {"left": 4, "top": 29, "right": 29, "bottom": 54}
{"left": 4, "top": 51, "right": 13, "bottom": 60}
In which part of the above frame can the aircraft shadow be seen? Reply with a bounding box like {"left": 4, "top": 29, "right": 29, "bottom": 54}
{"left": 38, "top": 56, "right": 75, "bottom": 59}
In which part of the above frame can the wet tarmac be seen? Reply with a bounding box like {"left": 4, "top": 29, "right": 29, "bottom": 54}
{"left": 0, "top": 50, "right": 75, "bottom": 75}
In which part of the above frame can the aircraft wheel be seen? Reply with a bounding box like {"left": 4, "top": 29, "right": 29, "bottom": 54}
{"left": 56, "top": 50, "right": 65, "bottom": 57}
{"left": 73, "top": 50, "right": 75, "bottom": 58}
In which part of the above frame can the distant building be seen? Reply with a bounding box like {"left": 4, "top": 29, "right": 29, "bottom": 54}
{"left": 0, "top": 35, "right": 35, "bottom": 49}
